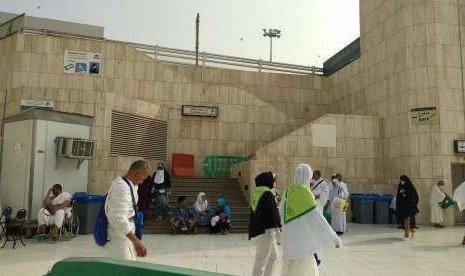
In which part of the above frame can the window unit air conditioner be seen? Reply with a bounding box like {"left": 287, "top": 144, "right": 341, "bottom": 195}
{"left": 56, "top": 137, "right": 96, "bottom": 169}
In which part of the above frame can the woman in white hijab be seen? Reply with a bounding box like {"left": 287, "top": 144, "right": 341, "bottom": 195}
{"left": 280, "top": 164, "right": 342, "bottom": 276}
{"left": 453, "top": 181, "right": 465, "bottom": 245}
{"left": 194, "top": 192, "right": 212, "bottom": 226}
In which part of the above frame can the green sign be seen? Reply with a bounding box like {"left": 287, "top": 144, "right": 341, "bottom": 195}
{"left": 410, "top": 107, "right": 438, "bottom": 125}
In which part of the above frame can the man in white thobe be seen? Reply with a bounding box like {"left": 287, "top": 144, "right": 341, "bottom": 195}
{"left": 453, "top": 181, "right": 465, "bottom": 245}
{"left": 311, "top": 170, "right": 329, "bottom": 213}
{"left": 430, "top": 180, "right": 446, "bottom": 228}
{"left": 105, "top": 160, "right": 150, "bottom": 260}
{"left": 37, "top": 184, "right": 72, "bottom": 241}
{"left": 329, "top": 174, "right": 349, "bottom": 235}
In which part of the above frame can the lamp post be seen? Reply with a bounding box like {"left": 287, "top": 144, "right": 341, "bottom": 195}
{"left": 263, "top": 28, "right": 281, "bottom": 62}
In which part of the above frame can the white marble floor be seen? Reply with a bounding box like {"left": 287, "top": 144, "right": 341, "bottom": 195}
{"left": 0, "top": 224, "right": 464, "bottom": 276}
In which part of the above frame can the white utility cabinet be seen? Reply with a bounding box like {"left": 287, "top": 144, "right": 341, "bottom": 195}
{"left": 0, "top": 110, "right": 93, "bottom": 219}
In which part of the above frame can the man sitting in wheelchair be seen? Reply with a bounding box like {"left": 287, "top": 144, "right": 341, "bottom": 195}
{"left": 36, "top": 184, "right": 72, "bottom": 241}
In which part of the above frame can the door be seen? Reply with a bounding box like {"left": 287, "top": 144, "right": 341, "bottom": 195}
{"left": 451, "top": 164, "right": 465, "bottom": 225}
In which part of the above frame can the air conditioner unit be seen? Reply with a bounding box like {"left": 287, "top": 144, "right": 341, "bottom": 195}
{"left": 56, "top": 137, "right": 96, "bottom": 160}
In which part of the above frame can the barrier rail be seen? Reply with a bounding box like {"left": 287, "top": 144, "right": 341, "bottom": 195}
{"left": 20, "top": 27, "right": 323, "bottom": 75}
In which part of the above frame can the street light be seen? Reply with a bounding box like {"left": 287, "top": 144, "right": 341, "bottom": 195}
{"left": 263, "top": 28, "right": 281, "bottom": 62}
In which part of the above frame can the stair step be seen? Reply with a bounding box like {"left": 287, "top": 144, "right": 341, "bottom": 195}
{"left": 146, "top": 177, "right": 248, "bottom": 234}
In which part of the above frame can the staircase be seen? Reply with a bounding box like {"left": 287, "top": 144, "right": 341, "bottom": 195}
{"left": 144, "top": 177, "right": 249, "bottom": 234}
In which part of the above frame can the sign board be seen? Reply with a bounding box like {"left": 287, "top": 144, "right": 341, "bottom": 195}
{"left": 20, "top": 99, "right": 54, "bottom": 112}
{"left": 410, "top": 107, "right": 438, "bottom": 125}
{"left": 182, "top": 105, "right": 218, "bottom": 117}
{"left": 312, "top": 124, "right": 336, "bottom": 147}
{"left": 63, "top": 50, "right": 101, "bottom": 75}
{"left": 454, "top": 140, "right": 465, "bottom": 153}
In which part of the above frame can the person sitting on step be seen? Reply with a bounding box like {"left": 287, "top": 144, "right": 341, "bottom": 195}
{"left": 171, "top": 196, "right": 196, "bottom": 234}
{"left": 193, "top": 192, "right": 214, "bottom": 227}
{"left": 210, "top": 197, "right": 231, "bottom": 234}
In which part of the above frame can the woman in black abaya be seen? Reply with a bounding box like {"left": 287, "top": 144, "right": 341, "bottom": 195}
{"left": 396, "top": 175, "right": 419, "bottom": 240}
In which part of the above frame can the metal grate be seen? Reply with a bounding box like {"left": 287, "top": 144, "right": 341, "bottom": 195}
{"left": 110, "top": 111, "right": 167, "bottom": 160}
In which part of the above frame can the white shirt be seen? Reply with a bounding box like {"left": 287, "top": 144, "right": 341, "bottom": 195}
{"left": 311, "top": 178, "right": 329, "bottom": 210}
{"left": 105, "top": 176, "right": 138, "bottom": 236}
{"left": 51, "top": 192, "right": 73, "bottom": 205}
{"left": 43, "top": 191, "right": 72, "bottom": 215}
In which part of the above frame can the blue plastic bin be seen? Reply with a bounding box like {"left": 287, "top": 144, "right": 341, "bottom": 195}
{"left": 374, "top": 194, "right": 393, "bottom": 224}
{"left": 351, "top": 194, "right": 376, "bottom": 224}
{"left": 73, "top": 194, "right": 106, "bottom": 234}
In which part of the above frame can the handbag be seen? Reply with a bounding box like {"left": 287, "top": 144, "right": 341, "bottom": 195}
{"left": 93, "top": 195, "right": 108, "bottom": 246}
{"left": 331, "top": 197, "right": 346, "bottom": 212}
{"left": 441, "top": 194, "right": 454, "bottom": 209}
{"left": 123, "top": 177, "right": 144, "bottom": 240}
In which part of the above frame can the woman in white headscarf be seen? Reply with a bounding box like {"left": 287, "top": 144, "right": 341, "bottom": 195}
{"left": 193, "top": 192, "right": 212, "bottom": 226}
{"left": 453, "top": 181, "right": 465, "bottom": 245}
{"left": 280, "top": 164, "right": 342, "bottom": 276}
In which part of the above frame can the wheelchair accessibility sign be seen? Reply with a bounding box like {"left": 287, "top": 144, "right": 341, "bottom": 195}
{"left": 64, "top": 50, "right": 101, "bottom": 75}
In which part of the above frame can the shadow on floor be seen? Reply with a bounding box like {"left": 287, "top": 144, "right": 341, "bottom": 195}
{"left": 412, "top": 244, "right": 463, "bottom": 251}
{"left": 345, "top": 237, "right": 401, "bottom": 246}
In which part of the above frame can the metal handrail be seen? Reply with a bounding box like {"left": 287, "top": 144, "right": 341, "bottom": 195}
{"left": 20, "top": 27, "right": 323, "bottom": 75}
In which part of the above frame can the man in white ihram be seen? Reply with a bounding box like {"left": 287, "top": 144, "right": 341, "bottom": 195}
{"left": 37, "top": 184, "right": 73, "bottom": 241}
{"left": 105, "top": 160, "right": 150, "bottom": 260}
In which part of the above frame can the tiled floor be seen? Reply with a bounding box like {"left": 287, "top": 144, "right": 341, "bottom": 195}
{"left": 1, "top": 224, "right": 464, "bottom": 275}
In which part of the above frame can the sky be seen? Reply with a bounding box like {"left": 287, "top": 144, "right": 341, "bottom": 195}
{"left": 0, "top": 0, "right": 360, "bottom": 67}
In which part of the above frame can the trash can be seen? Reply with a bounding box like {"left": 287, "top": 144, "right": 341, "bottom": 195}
{"left": 374, "top": 194, "right": 393, "bottom": 224}
{"left": 351, "top": 194, "right": 376, "bottom": 224}
{"left": 73, "top": 194, "right": 106, "bottom": 234}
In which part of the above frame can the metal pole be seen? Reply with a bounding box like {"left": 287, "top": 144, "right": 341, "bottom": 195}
{"left": 269, "top": 37, "right": 273, "bottom": 62}
{"left": 196, "top": 13, "right": 200, "bottom": 67}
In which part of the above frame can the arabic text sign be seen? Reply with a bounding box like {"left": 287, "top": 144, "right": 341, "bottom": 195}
{"left": 410, "top": 107, "right": 438, "bottom": 125}
{"left": 182, "top": 105, "right": 218, "bottom": 117}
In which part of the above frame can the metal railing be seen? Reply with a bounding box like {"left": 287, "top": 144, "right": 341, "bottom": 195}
{"left": 20, "top": 26, "right": 323, "bottom": 75}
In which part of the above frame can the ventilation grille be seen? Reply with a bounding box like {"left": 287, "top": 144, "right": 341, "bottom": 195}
{"left": 110, "top": 111, "right": 168, "bottom": 160}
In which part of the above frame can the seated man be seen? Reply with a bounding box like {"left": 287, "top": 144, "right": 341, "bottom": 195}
{"left": 171, "top": 196, "right": 196, "bottom": 234}
{"left": 37, "top": 184, "right": 72, "bottom": 241}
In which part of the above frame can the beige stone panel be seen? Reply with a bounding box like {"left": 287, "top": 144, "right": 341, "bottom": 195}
{"left": 114, "top": 79, "right": 125, "bottom": 96}
{"left": 104, "top": 43, "right": 116, "bottom": 60}
{"left": 405, "top": 25, "right": 426, "bottom": 47}
{"left": 27, "top": 72, "right": 39, "bottom": 88}
{"left": 455, "top": 112, "right": 465, "bottom": 133}
{"left": 226, "top": 141, "right": 237, "bottom": 155}
{"left": 152, "top": 82, "right": 163, "bottom": 100}
{"left": 81, "top": 103, "right": 95, "bottom": 116}
{"left": 443, "top": 67, "right": 463, "bottom": 89}
{"left": 419, "top": 157, "right": 434, "bottom": 178}
{"left": 114, "top": 59, "right": 125, "bottom": 78}
{"left": 435, "top": 23, "right": 460, "bottom": 46}
{"left": 439, "top": 110, "right": 456, "bottom": 132}
{"left": 123, "top": 61, "right": 135, "bottom": 80}
{"left": 102, "top": 59, "right": 115, "bottom": 78}
{"left": 163, "top": 66, "right": 175, "bottom": 83}
{"left": 82, "top": 76, "right": 94, "bottom": 90}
